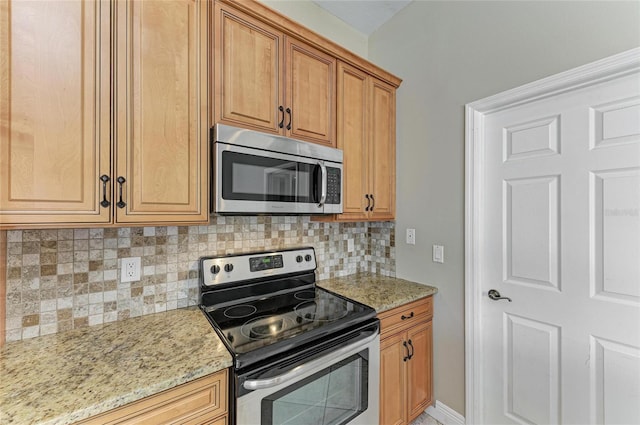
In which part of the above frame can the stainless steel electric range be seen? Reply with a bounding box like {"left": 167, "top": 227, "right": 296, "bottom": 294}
{"left": 199, "top": 247, "right": 380, "bottom": 425}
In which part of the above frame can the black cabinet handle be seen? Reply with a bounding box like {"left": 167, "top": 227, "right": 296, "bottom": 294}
{"left": 365, "top": 194, "right": 370, "bottom": 211}
{"left": 278, "top": 106, "right": 285, "bottom": 129}
{"left": 286, "top": 107, "right": 292, "bottom": 130}
{"left": 370, "top": 194, "right": 375, "bottom": 211}
{"left": 401, "top": 311, "right": 414, "bottom": 320}
{"left": 99, "top": 175, "right": 110, "bottom": 208}
{"left": 116, "top": 176, "right": 126, "bottom": 209}
{"left": 407, "top": 339, "right": 414, "bottom": 360}
{"left": 403, "top": 341, "right": 410, "bottom": 362}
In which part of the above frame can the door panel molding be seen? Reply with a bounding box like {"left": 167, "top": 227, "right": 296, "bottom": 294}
{"left": 503, "top": 175, "right": 561, "bottom": 291}
{"left": 465, "top": 47, "right": 640, "bottom": 423}
{"left": 589, "top": 335, "right": 640, "bottom": 424}
{"left": 503, "top": 313, "right": 560, "bottom": 425}
{"left": 589, "top": 167, "right": 640, "bottom": 306}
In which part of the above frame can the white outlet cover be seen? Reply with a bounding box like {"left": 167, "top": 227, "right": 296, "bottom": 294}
{"left": 121, "top": 257, "right": 141, "bottom": 282}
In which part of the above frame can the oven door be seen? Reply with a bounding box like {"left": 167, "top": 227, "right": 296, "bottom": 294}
{"left": 236, "top": 322, "right": 380, "bottom": 425}
{"left": 213, "top": 141, "right": 342, "bottom": 215}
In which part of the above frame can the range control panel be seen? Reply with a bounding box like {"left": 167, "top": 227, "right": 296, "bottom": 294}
{"left": 200, "top": 247, "right": 316, "bottom": 286}
{"left": 249, "top": 254, "right": 283, "bottom": 272}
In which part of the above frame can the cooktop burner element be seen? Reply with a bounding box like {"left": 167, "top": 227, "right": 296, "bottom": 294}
{"left": 198, "top": 248, "right": 377, "bottom": 370}
{"left": 223, "top": 305, "right": 257, "bottom": 319}
{"left": 293, "top": 290, "right": 315, "bottom": 301}
{"left": 294, "top": 300, "right": 349, "bottom": 322}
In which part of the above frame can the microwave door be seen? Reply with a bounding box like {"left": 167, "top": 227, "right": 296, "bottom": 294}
{"left": 215, "top": 143, "right": 324, "bottom": 214}
{"left": 264, "top": 164, "right": 297, "bottom": 200}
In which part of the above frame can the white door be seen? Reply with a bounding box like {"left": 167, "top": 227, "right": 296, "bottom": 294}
{"left": 467, "top": 51, "right": 640, "bottom": 424}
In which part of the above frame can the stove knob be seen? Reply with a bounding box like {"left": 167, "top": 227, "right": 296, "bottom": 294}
{"left": 296, "top": 255, "right": 303, "bottom": 263}
{"left": 305, "top": 254, "right": 312, "bottom": 262}
{"left": 224, "top": 263, "right": 234, "bottom": 273}
{"left": 210, "top": 265, "right": 220, "bottom": 274}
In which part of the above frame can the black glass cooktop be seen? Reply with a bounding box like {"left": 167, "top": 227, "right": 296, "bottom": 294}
{"left": 201, "top": 281, "right": 376, "bottom": 369}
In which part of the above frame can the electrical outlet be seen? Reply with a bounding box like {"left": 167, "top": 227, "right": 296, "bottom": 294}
{"left": 406, "top": 228, "right": 416, "bottom": 245}
{"left": 121, "top": 257, "right": 141, "bottom": 282}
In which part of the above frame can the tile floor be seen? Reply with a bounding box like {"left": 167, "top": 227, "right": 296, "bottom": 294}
{"left": 410, "top": 411, "right": 444, "bottom": 425}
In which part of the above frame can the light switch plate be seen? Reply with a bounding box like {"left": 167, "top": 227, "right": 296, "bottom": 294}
{"left": 433, "top": 245, "right": 444, "bottom": 263}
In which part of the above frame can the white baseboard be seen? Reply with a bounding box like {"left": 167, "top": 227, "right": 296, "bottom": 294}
{"left": 425, "top": 400, "right": 466, "bottom": 425}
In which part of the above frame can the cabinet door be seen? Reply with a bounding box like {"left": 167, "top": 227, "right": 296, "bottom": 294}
{"left": 115, "top": 0, "right": 208, "bottom": 224}
{"left": 285, "top": 38, "right": 336, "bottom": 147}
{"left": 0, "top": 0, "right": 111, "bottom": 227}
{"left": 407, "top": 320, "right": 433, "bottom": 421}
{"left": 336, "top": 62, "right": 369, "bottom": 220}
{"left": 213, "top": 4, "right": 283, "bottom": 135}
{"left": 77, "top": 370, "right": 228, "bottom": 425}
{"left": 369, "top": 79, "right": 396, "bottom": 220}
{"left": 380, "top": 333, "right": 408, "bottom": 425}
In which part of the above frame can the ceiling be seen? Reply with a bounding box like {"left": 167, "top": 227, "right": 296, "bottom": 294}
{"left": 311, "top": 0, "right": 412, "bottom": 35}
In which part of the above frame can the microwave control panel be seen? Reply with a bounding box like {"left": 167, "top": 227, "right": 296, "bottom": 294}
{"left": 326, "top": 167, "right": 341, "bottom": 205}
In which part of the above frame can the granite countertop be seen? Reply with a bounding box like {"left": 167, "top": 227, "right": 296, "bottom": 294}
{"left": 0, "top": 307, "right": 232, "bottom": 425}
{"left": 317, "top": 272, "right": 438, "bottom": 312}
{"left": 0, "top": 273, "right": 435, "bottom": 425}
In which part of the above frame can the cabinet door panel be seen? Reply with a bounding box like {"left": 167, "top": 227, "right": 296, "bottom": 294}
{"left": 369, "top": 79, "right": 396, "bottom": 220}
{"left": 336, "top": 63, "right": 368, "bottom": 220}
{"left": 115, "top": 0, "right": 208, "bottom": 223}
{"left": 214, "top": 4, "right": 283, "bottom": 134}
{"left": 77, "top": 371, "right": 228, "bottom": 425}
{"left": 407, "top": 321, "right": 433, "bottom": 421}
{"left": 286, "top": 38, "right": 335, "bottom": 147}
{"left": 380, "top": 333, "right": 407, "bottom": 425}
{"left": 0, "top": 0, "right": 111, "bottom": 226}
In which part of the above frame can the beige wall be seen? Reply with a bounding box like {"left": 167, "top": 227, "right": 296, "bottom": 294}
{"left": 260, "top": 0, "right": 368, "bottom": 57}
{"left": 368, "top": 0, "right": 640, "bottom": 415}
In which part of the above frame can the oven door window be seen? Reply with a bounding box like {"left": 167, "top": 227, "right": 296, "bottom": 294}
{"left": 261, "top": 351, "right": 369, "bottom": 425}
{"left": 222, "top": 151, "right": 319, "bottom": 203}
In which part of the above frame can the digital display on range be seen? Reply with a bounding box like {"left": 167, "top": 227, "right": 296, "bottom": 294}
{"left": 249, "top": 254, "right": 284, "bottom": 272}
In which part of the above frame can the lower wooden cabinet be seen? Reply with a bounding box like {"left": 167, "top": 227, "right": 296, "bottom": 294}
{"left": 76, "top": 369, "right": 228, "bottom": 425}
{"left": 379, "top": 297, "right": 433, "bottom": 425}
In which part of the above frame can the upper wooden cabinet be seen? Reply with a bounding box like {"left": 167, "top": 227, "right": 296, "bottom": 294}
{"left": 0, "top": 0, "right": 112, "bottom": 226}
{"left": 323, "top": 62, "right": 396, "bottom": 222}
{"left": 335, "top": 63, "right": 369, "bottom": 220}
{"left": 213, "top": 4, "right": 283, "bottom": 134}
{"left": 368, "top": 78, "right": 396, "bottom": 221}
{"left": 114, "top": 0, "right": 209, "bottom": 224}
{"left": 1, "top": 0, "right": 399, "bottom": 229}
{"left": 0, "top": 0, "right": 209, "bottom": 229}
{"left": 213, "top": 3, "right": 336, "bottom": 147}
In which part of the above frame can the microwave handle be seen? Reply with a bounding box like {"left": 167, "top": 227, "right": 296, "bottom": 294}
{"left": 317, "top": 162, "right": 327, "bottom": 207}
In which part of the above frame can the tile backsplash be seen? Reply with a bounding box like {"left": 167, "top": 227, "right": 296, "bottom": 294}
{"left": 4, "top": 216, "right": 395, "bottom": 343}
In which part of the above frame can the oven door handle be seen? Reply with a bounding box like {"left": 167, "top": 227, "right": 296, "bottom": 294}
{"left": 242, "top": 331, "right": 378, "bottom": 391}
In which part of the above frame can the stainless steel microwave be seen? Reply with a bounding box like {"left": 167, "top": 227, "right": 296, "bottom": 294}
{"left": 211, "top": 124, "right": 343, "bottom": 215}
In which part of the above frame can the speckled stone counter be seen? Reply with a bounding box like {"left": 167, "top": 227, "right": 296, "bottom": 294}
{"left": 317, "top": 272, "right": 438, "bottom": 312}
{"left": 0, "top": 307, "right": 232, "bottom": 425}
